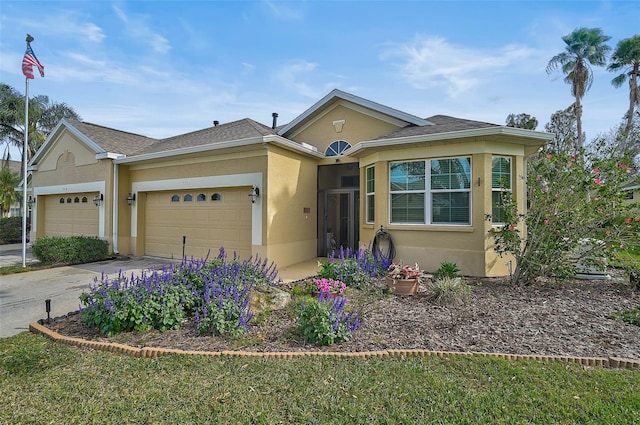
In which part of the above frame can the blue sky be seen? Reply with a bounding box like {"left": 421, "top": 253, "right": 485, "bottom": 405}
{"left": 1, "top": 0, "right": 638, "bottom": 159}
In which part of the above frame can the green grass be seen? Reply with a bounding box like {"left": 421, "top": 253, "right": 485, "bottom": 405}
{"left": 2, "top": 333, "right": 639, "bottom": 424}
{"left": 0, "top": 263, "right": 49, "bottom": 275}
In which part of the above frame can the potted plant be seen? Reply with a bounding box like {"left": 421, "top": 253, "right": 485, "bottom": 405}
{"left": 386, "top": 262, "right": 422, "bottom": 295}
{"left": 305, "top": 277, "right": 347, "bottom": 298}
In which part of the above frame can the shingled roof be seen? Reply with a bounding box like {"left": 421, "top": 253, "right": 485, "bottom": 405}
{"left": 68, "top": 120, "right": 158, "bottom": 156}
{"left": 375, "top": 115, "right": 499, "bottom": 140}
{"left": 137, "top": 118, "right": 278, "bottom": 155}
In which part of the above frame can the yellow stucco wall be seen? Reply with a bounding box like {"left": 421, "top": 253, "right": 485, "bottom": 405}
{"left": 31, "top": 132, "right": 113, "bottom": 247}
{"left": 357, "top": 138, "right": 531, "bottom": 277}
{"left": 289, "top": 103, "right": 402, "bottom": 154}
{"left": 263, "top": 146, "right": 318, "bottom": 266}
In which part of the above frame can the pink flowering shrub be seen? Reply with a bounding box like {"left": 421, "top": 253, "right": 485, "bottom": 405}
{"left": 488, "top": 141, "right": 639, "bottom": 285}
{"left": 308, "top": 278, "right": 347, "bottom": 295}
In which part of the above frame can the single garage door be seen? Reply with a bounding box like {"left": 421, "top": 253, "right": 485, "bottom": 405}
{"left": 43, "top": 193, "right": 99, "bottom": 237}
{"left": 144, "top": 188, "right": 252, "bottom": 260}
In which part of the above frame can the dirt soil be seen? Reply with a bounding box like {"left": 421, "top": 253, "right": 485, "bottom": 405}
{"left": 44, "top": 271, "right": 640, "bottom": 360}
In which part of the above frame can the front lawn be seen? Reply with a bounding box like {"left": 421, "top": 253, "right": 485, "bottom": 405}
{"left": 1, "top": 332, "right": 639, "bottom": 424}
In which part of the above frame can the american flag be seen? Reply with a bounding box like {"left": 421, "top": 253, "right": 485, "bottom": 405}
{"left": 22, "top": 43, "right": 45, "bottom": 79}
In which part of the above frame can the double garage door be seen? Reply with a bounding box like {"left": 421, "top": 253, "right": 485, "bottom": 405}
{"left": 43, "top": 193, "right": 99, "bottom": 237}
{"left": 144, "top": 188, "right": 252, "bottom": 261}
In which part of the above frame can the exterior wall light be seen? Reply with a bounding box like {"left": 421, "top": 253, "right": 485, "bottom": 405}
{"left": 126, "top": 193, "right": 136, "bottom": 206}
{"left": 93, "top": 193, "right": 103, "bottom": 206}
{"left": 248, "top": 186, "right": 260, "bottom": 203}
{"left": 27, "top": 196, "right": 35, "bottom": 208}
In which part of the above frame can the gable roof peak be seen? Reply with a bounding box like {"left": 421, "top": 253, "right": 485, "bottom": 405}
{"left": 278, "top": 89, "right": 432, "bottom": 136}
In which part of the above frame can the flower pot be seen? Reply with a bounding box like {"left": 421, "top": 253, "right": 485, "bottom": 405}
{"left": 386, "top": 276, "right": 418, "bottom": 295}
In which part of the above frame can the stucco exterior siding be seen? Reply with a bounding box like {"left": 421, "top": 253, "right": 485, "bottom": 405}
{"left": 289, "top": 104, "right": 402, "bottom": 155}
{"left": 264, "top": 146, "right": 318, "bottom": 267}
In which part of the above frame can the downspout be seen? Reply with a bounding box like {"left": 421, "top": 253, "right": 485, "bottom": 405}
{"left": 112, "top": 161, "right": 119, "bottom": 254}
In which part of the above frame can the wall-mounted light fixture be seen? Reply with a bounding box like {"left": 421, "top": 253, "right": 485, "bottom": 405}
{"left": 248, "top": 186, "right": 260, "bottom": 204}
{"left": 477, "top": 177, "right": 481, "bottom": 187}
{"left": 126, "top": 193, "right": 136, "bottom": 206}
{"left": 27, "top": 196, "right": 35, "bottom": 208}
{"left": 93, "top": 193, "right": 103, "bottom": 206}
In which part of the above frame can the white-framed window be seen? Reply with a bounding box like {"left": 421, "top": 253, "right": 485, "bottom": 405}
{"left": 491, "top": 156, "right": 512, "bottom": 223}
{"left": 325, "top": 140, "right": 351, "bottom": 156}
{"left": 365, "top": 166, "right": 375, "bottom": 223}
{"left": 389, "top": 157, "right": 471, "bottom": 225}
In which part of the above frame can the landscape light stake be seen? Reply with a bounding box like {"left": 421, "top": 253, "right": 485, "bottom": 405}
{"left": 45, "top": 299, "right": 51, "bottom": 324}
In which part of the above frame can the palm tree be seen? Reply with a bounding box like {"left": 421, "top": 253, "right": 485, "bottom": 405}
{"left": 0, "top": 166, "right": 22, "bottom": 218}
{"left": 0, "top": 83, "right": 81, "bottom": 171}
{"left": 608, "top": 35, "right": 640, "bottom": 136}
{"left": 546, "top": 28, "right": 611, "bottom": 148}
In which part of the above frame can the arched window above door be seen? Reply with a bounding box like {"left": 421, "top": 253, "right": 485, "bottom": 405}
{"left": 325, "top": 140, "right": 351, "bottom": 156}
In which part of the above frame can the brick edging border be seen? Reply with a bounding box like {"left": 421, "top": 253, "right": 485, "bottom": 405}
{"left": 29, "top": 322, "right": 640, "bottom": 369}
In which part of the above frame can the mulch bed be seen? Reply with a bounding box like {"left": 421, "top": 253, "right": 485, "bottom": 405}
{"left": 44, "top": 271, "right": 640, "bottom": 360}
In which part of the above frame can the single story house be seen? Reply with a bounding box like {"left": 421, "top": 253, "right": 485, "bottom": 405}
{"left": 28, "top": 89, "right": 553, "bottom": 276}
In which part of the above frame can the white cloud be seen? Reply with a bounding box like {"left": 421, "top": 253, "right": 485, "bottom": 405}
{"left": 262, "top": 0, "right": 304, "bottom": 20}
{"left": 111, "top": 4, "right": 171, "bottom": 54}
{"left": 273, "top": 60, "right": 322, "bottom": 98}
{"left": 381, "top": 35, "right": 536, "bottom": 98}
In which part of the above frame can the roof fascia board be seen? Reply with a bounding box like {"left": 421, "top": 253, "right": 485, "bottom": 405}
{"left": 30, "top": 119, "right": 106, "bottom": 166}
{"left": 284, "top": 99, "right": 416, "bottom": 140}
{"left": 263, "top": 135, "right": 325, "bottom": 158}
{"left": 116, "top": 134, "right": 325, "bottom": 165}
{"left": 96, "top": 152, "right": 126, "bottom": 160}
{"left": 114, "top": 136, "right": 265, "bottom": 164}
{"left": 278, "top": 89, "right": 431, "bottom": 136}
{"left": 346, "top": 126, "right": 553, "bottom": 156}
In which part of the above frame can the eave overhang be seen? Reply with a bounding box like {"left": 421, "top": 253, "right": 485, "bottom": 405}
{"left": 345, "top": 126, "right": 554, "bottom": 158}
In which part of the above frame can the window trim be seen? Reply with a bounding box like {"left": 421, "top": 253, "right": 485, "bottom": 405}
{"left": 491, "top": 156, "right": 512, "bottom": 224}
{"left": 388, "top": 157, "right": 472, "bottom": 226}
{"left": 365, "top": 165, "right": 375, "bottom": 224}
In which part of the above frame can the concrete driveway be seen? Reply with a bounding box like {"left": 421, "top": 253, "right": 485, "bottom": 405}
{"left": 0, "top": 256, "right": 175, "bottom": 338}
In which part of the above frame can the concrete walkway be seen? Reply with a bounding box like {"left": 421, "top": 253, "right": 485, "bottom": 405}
{"left": 0, "top": 246, "right": 321, "bottom": 338}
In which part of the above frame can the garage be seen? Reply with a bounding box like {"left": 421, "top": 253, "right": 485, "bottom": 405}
{"left": 43, "top": 193, "right": 99, "bottom": 237}
{"left": 144, "top": 188, "right": 252, "bottom": 260}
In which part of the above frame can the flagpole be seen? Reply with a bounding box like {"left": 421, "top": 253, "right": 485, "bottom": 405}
{"left": 21, "top": 36, "right": 31, "bottom": 268}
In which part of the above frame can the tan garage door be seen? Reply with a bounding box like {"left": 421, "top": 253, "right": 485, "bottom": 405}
{"left": 43, "top": 193, "right": 99, "bottom": 237}
{"left": 144, "top": 189, "right": 252, "bottom": 261}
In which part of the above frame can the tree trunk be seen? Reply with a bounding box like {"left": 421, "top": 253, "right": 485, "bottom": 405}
{"left": 575, "top": 98, "right": 583, "bottom": 149}
{"left": 624, "top": 65, "right": 639, "bottom": 136}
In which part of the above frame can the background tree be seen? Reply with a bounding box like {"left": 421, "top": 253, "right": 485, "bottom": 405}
{"left": 505, "top": 113, "right": 538, "bottom": 130}
{"left": 0, "top": 83, "right": 81, "bottom": 170}
{"left": 0, "top": 166, "right": 21, "bottom": 217}
{"left": 546, "top": 27, "right": 611, "bottom": 148}
{"left": 608, "top": 35, "right": 640, "bottom": 136}
{"left": 544, "top": 105, "right": 579, "bottom": 155}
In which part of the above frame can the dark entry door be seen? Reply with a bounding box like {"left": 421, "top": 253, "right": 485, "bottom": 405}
{"left": 323, "top": 190, "right": 359, "bottom": 256}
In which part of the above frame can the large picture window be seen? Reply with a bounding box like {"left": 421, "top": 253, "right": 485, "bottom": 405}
{"left": 365, "top": 166, "right": 375, "bottom": 223}
{"left": 491, "top": 156, "right": 512, "bottom": 223}
{"left": 390, "top": 157, "right": 471, "bottom": 225}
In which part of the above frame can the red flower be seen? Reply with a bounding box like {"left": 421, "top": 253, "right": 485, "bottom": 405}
{"left": 594, "top": 178, "right": 601, "bottom": 185}
{"left": 546, "top": 154, "right": 553, "bottom": 159}
{"left": 592, "top": 168, "right": 600, "bottom": 174}
{"left": 544, "top": 219, "right": 550, "bottom": 225}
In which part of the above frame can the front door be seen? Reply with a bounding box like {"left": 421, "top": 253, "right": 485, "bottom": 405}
{"left": 323, "top": 190, "right": 359, "bottom": 256}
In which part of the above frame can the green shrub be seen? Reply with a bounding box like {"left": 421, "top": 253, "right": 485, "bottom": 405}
{"left": 610, "top": 308, "right": 640, "bottom": 327}
{"left": 0, "top": 216, "right": 27, "bottom": 243}
{"left": 426, "top": 277, "right": 471, "bottom": 306}
{"left": 319, "top": 246, "right": 388, "bottom": 290}
{"left": 433, "top": 261, "right": 460, "bottom": 280}
{"left": 32, "top": 236, "right": 110, "bottom": 264}
{"left": 295, "top": 295, "right": 363, "bottom": 346}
